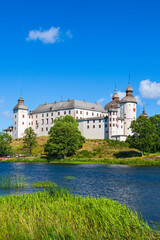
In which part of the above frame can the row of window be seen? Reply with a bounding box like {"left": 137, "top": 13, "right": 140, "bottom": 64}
{"left": 87, "top": 125, "right": 102, "bottom": 129}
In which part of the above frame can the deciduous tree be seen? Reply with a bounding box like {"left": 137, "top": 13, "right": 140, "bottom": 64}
{"left": 0, "top": 132, "right": 12, "bottom": 156}
{"left": 23, "top": 127, "right": 37, "bottom": 156}
{"left": 45, "top": 116, "right": 85, "bottom": 159}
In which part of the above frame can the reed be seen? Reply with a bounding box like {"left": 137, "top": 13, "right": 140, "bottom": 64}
{"left": 0, "top": 190, "right": 158, "bottom": 239}
{"left": 0, "top": 175, "right": 27, "bottom": 189}
{"left": 65, "top": 176, "right": 76, "bottom": 180}
{"left": 31, "top": 181, "right": 57, "bottom": 188}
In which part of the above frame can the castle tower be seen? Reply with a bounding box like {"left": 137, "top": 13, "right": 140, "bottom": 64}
{"left": 140, "top": 106, "right": 148, "bottom": 118}
{"left": 13, "top": 96, "right": 28, "bottom": 139}
{"left": 120, "top": 80, "right": 137, "bottom": 136}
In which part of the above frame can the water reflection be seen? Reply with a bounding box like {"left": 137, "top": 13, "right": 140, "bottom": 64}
{"left": 0, "top": 162, "right": 159, "bottom": 223}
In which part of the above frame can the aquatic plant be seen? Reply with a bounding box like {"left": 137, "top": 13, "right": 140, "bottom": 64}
{"left": 65, "top": 176, "right": 76, "bottom": 180}
{"left": 0, "top": 191, "right": 158, "bottom": 239}
{"left": 0, "top": 175, "right": 27, "bottom": 189}
{"left": 31, "top": 181, "right": 57, "bottom": 188}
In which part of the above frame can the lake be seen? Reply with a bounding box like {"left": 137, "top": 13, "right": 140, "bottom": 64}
{"left": 0, "top": 162, "right": 160, "bottom": 224}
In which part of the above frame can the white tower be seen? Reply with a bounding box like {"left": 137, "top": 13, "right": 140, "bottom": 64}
{"left": 13, "top": 96, "right": 28, "bottom": 139}
{"left": 120, "top": 81, "right": 137, "bottom": 136}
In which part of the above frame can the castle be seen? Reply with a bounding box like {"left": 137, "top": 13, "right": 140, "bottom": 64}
{"left": 6, "top": 81, "right": 138, "bottom": 141}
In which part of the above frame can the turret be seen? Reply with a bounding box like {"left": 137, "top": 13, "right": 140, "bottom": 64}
{"left": 13, "top": 96, "right": 28, "bottom": 138}
{"left": 140, "top": 107, "right": 148, "bottom": 118}
{"left": 120, "top": 79, "right": 137, "bottom": 136}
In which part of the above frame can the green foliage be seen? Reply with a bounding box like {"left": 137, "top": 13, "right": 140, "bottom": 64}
{"left": 150, "top": 114, "right": 160, "bottom": 152}
{"left": 0, "top": 175, "right": 27, "bottom": 189}
{"left": 31, "top": 181, "right": 57, "bottom": 188}
{"left": 0, "top": 191, "right": 158, "bottom": 239}
{"left": 127, "top": 116, "right": 158, "bottom": 156}
{"left": 0, "top": 132, "right": 12, "bottom": 157}
{"left": 23, "top": 127, "right": 37, "bottom": 156}
{"left": 45, "top": 116, "right": 85, "bottom": 159}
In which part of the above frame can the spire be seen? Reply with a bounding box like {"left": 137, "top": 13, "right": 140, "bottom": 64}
{"left": 140, "top": 105, "right": 148, "bottom": 118}
{"left": 129, "top": 73, "right": 130, "bottom": 85}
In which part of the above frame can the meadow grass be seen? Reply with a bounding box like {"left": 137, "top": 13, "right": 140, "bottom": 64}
{"left": 0, "top": 189, "right": 158, "bottom": 239}
{"left": 31, "top": 181, "right": 57, "bottom": 188}
{"left": 0, "top": 175, "right": 27, "bottom": 189}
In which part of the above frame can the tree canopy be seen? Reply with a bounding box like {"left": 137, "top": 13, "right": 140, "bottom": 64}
{"left": 44, "top": 115, "right": 85, "bottom": 159}
{"left": 0, "top": 132, "right": 12, "bottom": 157}
{"left": 126, "top": 115, "right": 159, "bottom": 156}
{"left": 23, "top": 127, "right": 37, "bottom": 156}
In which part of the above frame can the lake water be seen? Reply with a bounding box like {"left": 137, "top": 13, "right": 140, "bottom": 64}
{"left": 0, "top": 162, "right": 160, "bottom": 224}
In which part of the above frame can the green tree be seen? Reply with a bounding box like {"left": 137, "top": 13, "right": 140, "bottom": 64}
{"left": 0, "top": 132, "right": 12, "bottom": 157}
{"left": 150, "top": 114, "right": 160, "bottom": 152}
{"left": 126, "top": 116, "right": 157, "bottom": 156}
{"left": 45, "top": 115, "right": 85, "bottom": 159}
{"left": 23, "top": 127, "right": 37, "bottom": 156}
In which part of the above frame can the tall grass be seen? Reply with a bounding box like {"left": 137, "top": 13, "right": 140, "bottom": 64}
{"left": 0, "top": 190, "right": 158, "bottom": 239}
{"left": 0, "top": 175, "right": 27, "bottom": 189}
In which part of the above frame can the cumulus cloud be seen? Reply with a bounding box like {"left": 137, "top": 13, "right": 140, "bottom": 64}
{"left": 139, "top": 79, "right": 160, "bottom": 99}
{"left": 97, "top": 98, "right": 106, "bottom": 104}
{"left": 66, "top": 30, "right": 73, "bottom": 39}
{"left": 2, "top": 111, "right": 12, "bottom": 119}
{"left": 135, "top": 95, "right": 143, "bottom": 106}
{"left": 157, "top": 100, "right": 160, "bottom": 105}
{"left": 26, "top": 27, "right": 60, "bottom": 44}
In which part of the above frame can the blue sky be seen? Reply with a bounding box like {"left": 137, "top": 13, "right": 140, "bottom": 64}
{"left": 0, "top": 0, "right": 160, "bottom": 130}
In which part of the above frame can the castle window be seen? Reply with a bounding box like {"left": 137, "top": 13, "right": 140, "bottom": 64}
{"left": 15, "top": 122, "right": 16, "bottom": 125}
{"left": 113, "top": 124, "right": 115, "bottom": 127}
{"left": 105, "top": 124, "right": 107, "bottom": 128}
{"left": 22, "top": 115, "right": 25, "bottom": 118}
{"left": 46, "top": 119, "right": 48, "bottom": 124}
{"left": 76, "top": 117, "right": 78, "bottom": 120}
{"left": 100, "top": 114, "right": 101, "bottom": 117}
{"left": 29, "top": 123, "right": 30, "bottom": 125}
{"left": 87, "top": 120, "right": 89, "bottom": 124}
{"left": 110, "top": 124, "right": 111, "bottom": 127}
{"left": 58, "top": 112, "right": 60, "bottom": 116}
{"left": 121, "top": 126, "right": 123, "bottom": 128}
{"left": 76, "top": 110, "right": 78, "bottom": 114}
{"left": 46, "top": 113, "right": 48, "bottom": 117}
{"left": 51, "top": 118, "right": 53, "bottom": 123}
{"left": 46, "top": 127, "right": 48, "bottom": 131}
{"left": 97, "top": 113, "right": 99, "bottom": 117}
{"left": 36, "top": 120, "right": 38, "bottom": 125}
{"left": 64, "top": 111, "right": 66, "bottom": 115}
{"left": 99, "top": 120, "right": 101, "bottom": 123}
{"left": 69, "top": 110, "right": 71, "bottom": 114}
{"left": 87, "top": 125, "right": 89, "bottom": 129}
{"left": 42, "top": 119, "right": 44, "bottom": 125}
{"left": 93, "top": 120, "right": 95, "bottom": 123}
{"left": 133, "top": 108, "right": 136, "bottom": 112}
{"left": 110, "top": 118, "right": 111, "bottom": 121}
{"left": 36, "top": 115, "right": 38, "bottom": 118}
{"left": 92, "top": 112, "right": 94, "bottom": 116}
{"left": 22, "top": 122, "right": 24, "bottom": 125}
{"left": 106, "top": 131, "right": 108, "bottom": 133}
{"left": 113, "top": 112, "right": 115, "bottom": 115}
{"left": 110, "top": 113, "right": 111, "bottom": 116}
{"left": 29, "top": 115, "right": 30, "bottom": 119}
{"left": 113, "top": 118, "right": 115, "bottom": 121}
{"left": 105, "top": 119, "right": 107, "bottom": 122}
{"left": 51, "top": 113, "right": 53, "bottom": 116}
{"left": 15, "top": 127, "right": 16, "bottom": 130}
{"left": 80, "top": 111, "right": 82, "bottom": 114}
{"left": 86, "top": 112, "right": 88, "bottom": 115}
{"left": 99, "top": 125, "right": 101, "bottom": 128}
{"left": 93, "top": 125, "right": 95, "bottom": 128}
{"left": 31, "top": 122, "right": 33, "bottom": 125}
{"left": 41, "top": 128, "right": 43, "bottom": 131}
{"left": 15, "top": 115, "right": 16, "bottom": 118}
{"left": 42, "top": 114, "right": 44, "bottom": 117}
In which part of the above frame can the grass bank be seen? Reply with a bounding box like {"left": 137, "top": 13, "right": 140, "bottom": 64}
{"left": 0, "top": 190, "right": 159, "bottom": 239}
{"left": 8, "top": 138, "right": 160, "bottom": 166}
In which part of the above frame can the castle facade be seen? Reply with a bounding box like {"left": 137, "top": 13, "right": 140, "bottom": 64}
{"left": 11, "top": 82, "right": 137, "bottom": 141}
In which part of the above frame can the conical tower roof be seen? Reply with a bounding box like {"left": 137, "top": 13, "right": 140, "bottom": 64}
{"left": 13, "top": 96, "right": 28, "bottom": 111}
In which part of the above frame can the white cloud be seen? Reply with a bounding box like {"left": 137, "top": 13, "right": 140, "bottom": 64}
{"left": 97, "top": 98, "right": 106, "bottom": 104}
{"left": 157, "top": 100, "right": 160, "bottom": 105}
{"left": 135, "top": 95, "right": 143, "bottom": 106}
{"left": 2, "top": 111, "right": 12, "bottom": 119}
{"left": 139, "top": 79, "right": 160, "bottom": 99}
{"left": 66, "top": 30, "right": 73, "bottom": 39}
{"left": 0, "top": 99, "right": 4, "bottom": 108}
{"left": 26, "top": 26, "right": 60, "bottom": 44}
